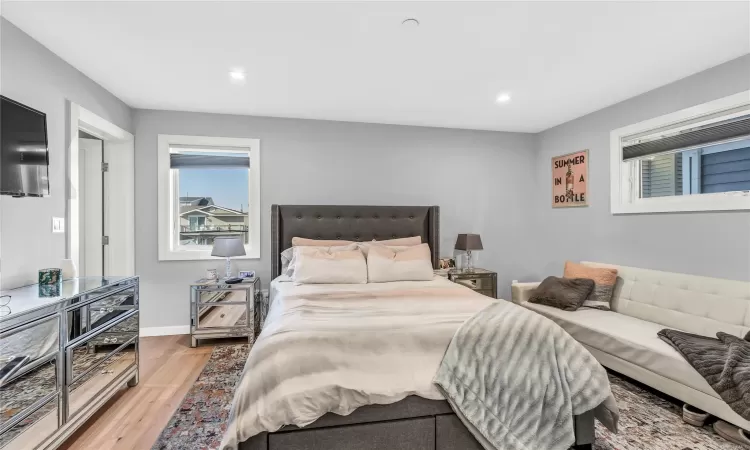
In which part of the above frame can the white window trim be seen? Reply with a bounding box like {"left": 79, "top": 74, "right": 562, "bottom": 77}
{"left": 158, "top": 134, "right": 260, "bottom": 260}
{"left": 610, "top": 90, "right": 750, "bottom": 214}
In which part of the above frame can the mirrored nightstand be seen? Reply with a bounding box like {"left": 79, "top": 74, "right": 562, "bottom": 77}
{"left": 447, "top": 269, "right": 497, "bottom": 298}
{"left": 189, "top": 277, "right": 260, "bottom": 347}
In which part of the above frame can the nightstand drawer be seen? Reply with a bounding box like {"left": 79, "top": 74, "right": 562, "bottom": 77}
{"left": 451, "top": 277, "right": 493, "bottom": 290}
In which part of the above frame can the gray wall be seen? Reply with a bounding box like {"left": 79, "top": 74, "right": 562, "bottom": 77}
{"left": 0, "top": 19, "right": 133, "bottom": 288}
{"left": 5, "top": 18, "right": 749, "bottom": 331}
{"left": 530, "top": 55, "right": 750, "bottom": 282}
{"left": 133, "top": 109, "right": 537, "bottom": 329}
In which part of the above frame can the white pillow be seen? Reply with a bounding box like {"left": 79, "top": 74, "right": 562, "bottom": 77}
{"left": 280, "top": 247, "right": 295, "bottom": 276}
{"left": 293, "top": 245, "right": 367, "bottom": 284}
{"left": 367, "top": 243, "right": 434, "bottom": 283}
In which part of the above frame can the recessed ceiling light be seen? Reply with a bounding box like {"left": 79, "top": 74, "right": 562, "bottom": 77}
{"left": 402, "top": 18, "right": 420, "bottom": 27}
{"left": 496, "top": 93, "right": 512, "bottom": 104}
{"left": 229, "top": 69, "right": 246, "bottom": 81}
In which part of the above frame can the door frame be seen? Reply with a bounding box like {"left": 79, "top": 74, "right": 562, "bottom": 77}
{"left": 68, "top": 102, "right": 135, "bottom": 276}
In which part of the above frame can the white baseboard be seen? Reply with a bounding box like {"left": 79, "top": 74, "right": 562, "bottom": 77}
{"left": 140, "top": 325, "right": 189, "bottom": 337}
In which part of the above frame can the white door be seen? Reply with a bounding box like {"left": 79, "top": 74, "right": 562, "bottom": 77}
{"left": 79, "top": 138, "right": 104, "bottom": 276}
{"left": 103, "top": 139, "right": 135, "bottom": 276}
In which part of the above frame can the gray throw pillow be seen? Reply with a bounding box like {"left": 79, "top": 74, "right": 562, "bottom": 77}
{"left": 745, "top": 330, "right": 750, "bottom": 341}
{"left": 528, "top": 276, "right": 595, "bottom": 311}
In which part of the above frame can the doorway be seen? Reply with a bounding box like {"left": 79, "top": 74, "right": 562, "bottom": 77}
{"left": 68, "top": 103, "right": 135, "bottom": 277}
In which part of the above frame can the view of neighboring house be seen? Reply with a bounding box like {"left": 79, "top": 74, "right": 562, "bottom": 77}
{"left": 641, "top": 138, "right": 750, "bottom": 198}
{"left": 180, "top": 196, "right": 215, "bottom": 207}
{"left": 179, "top": 196, "right": 248, "bottom": 245}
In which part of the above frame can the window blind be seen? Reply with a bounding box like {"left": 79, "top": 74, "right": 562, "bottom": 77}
{"left": 169, "top": 151, "right": 250, "bottom": 169}
{"left": 622, "top": 115, "right": 750, "bottom": 161}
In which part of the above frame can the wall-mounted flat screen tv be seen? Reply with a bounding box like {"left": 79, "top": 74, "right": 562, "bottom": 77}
{"left": 1, "top": 96, "right": 50, "bottom": 197}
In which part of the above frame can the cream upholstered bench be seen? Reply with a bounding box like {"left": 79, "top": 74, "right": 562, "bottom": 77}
{"left": 512, "top": 261, "right": 750, "bottom": 431}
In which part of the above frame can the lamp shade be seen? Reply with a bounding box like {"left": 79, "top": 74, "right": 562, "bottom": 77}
{"left": 211, "top": 237, "right": 246, "bottom": 257}
{"left": 455, "top": 234, "right": 483, "bottom": 251}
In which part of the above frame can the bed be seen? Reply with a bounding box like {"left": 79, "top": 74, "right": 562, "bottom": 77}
{"left": 228, "top": 205, "right": 599, "bottom": 450}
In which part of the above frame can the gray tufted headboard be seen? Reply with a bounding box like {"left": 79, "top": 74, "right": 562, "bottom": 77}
{"left": 271, "top": 205, "right": 440, "bottom": 279}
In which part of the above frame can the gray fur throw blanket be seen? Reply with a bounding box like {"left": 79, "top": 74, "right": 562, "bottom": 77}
{"left": 658, "top": 329, "right": 750, "bottom": 420}
{"left": 434, "top": 301, "right": 618, "bottom": 450}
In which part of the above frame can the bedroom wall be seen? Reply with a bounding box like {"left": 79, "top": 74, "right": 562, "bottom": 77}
{"left": 529, "top": 54, "right": 750, "bottom": 282}
{"left": 132, "top": 109, "right": 537, "bottom": 330}
{"left": 0, "top": 19, "right": 133, "bottom": 289}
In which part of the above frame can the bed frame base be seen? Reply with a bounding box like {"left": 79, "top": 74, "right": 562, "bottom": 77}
{"left": 238, "top": 397, "right": 595, "bottom": 450}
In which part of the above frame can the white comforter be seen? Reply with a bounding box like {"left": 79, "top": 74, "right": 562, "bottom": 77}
{"left": 220, "top": 276, "right": 495, "bottom": 450}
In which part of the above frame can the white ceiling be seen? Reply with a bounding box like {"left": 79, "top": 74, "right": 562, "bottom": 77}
{"left": 3, "top": 1, "right": 749, "bottom": 132}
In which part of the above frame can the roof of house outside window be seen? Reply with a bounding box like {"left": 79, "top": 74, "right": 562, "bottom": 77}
{"left": 179, "top": 196, "right": 214, "bottom": 206}
{"left": 179, "top": 205, "right": 246, "bottom": 216}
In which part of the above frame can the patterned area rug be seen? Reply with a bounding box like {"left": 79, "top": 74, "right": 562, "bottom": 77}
{"left": 152, "top": 344, "right": 741, "bottom": 450}
{"left": 152, "top": 344, "right": 249, "bottom": 450}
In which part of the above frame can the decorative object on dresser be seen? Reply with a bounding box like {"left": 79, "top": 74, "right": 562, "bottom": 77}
{"left": 59, "top": 260, "right": 77, "bottom": 280}
{"left": 211, "top": 236, "right": 246, "bottom": 279}
{"left": 190, "top": 277, "right": 260, "bottom": 347}
{"left": 0, "top": 276, "right": 139, "bottom": 450}
{"left": 447, "top": 268, "right": 497, "bottom": 298}
{"left": 454, "top": 233, "right": 483, "bottom": 271}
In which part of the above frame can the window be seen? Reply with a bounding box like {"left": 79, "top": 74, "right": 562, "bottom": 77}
{"left": 158, "top": 135, "right": 260, "bottom": 260}
{"left": 610, "top": 91, "right": 750, "bottom": 214}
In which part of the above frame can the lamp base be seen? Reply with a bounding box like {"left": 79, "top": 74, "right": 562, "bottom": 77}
{"left": 465, "top": 250, "right": 474, "bottom": 272}
{"left": 225, "top": 257, "right": 232, "bottom": 279}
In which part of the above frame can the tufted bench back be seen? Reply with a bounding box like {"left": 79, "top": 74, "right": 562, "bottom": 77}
{"left": 583, "top": 262, "right": 750, "bottom": 338}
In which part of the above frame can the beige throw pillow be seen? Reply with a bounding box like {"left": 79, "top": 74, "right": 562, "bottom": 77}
{"left": 367, "top": 243, "right": 433, "bottom": 283}
{"left": 292, "top": 245, "right": 367, "bottom": 284}
{"left": 563, "top": 261, "right": 618, "bottom": 310}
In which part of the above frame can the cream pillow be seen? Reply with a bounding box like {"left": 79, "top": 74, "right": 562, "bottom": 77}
{"left": 292, "top": 237, "right": 356, "bottom": 247}
{"left": 367, "top": 243, "right": 433, "bottom": 283}
{"left": 281, "top": 245, "right": 359, "bottom": 278}
{"left": 293, "top": 245, "right": 367, "bottom": 284}
{"left": 358, "top": 236, "right": 422, "bottom": 257}
{"left": 375, "top": 236, "right": 422, "bottom": 246}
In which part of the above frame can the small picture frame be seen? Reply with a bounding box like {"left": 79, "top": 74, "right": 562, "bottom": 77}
{"left": 238, "top": 270, "right": 255, "bottom": 279}
{"left": 438, "top": 258, "right": 456, "bottom": 270}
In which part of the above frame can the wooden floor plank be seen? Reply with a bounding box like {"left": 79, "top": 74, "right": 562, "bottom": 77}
{"left": 60, "top": 335, "right": 214, "bottom": 450}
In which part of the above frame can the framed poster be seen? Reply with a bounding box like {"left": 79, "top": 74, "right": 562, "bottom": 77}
{"left": 552, "top": 149, "right": 588, "bottom": 208}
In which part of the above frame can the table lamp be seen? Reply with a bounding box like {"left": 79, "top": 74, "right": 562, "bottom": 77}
{"left": 455, "top": 234, "right": 483, "bottom": 272}
{"left": 211, "top": 237, "right": 246, "bottom": 279}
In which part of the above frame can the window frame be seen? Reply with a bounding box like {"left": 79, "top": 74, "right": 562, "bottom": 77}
{"left": 610, "top": 90, "right": 750, "bottom": 214}
{"left": 158, "top": 134, "right": 260, "bottom": 261}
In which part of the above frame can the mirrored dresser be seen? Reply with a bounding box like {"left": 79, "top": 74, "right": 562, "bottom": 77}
{"left": 0, "top": 276, "right": 139, "bottom": 450}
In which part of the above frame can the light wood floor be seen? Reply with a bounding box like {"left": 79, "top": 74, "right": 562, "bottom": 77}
{"left": 60, "top": 335, "right": 214, "bottom": 450}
